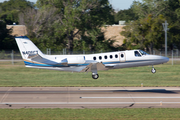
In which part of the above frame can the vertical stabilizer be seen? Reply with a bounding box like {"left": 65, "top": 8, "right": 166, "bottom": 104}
{"left": 15, "top": 36, "right": 44, "bottom": 64}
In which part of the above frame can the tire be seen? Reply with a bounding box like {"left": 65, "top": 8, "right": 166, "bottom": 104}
{"left": 151, "top": 68, "right": 156, "bottom": 74}
{"left": 92, "top": 74, "right": 99, "bottom": 79}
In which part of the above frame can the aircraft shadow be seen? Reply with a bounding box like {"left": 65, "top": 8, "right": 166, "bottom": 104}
{"left": 112, "top": 89, "right": 178, "bottom": 94}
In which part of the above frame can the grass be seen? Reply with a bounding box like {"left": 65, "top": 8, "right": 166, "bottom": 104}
{"left": 0, "top": 62, "right": 180, "bottom": 119}
{"left": 0, "top": 61, "right": 180, "bottom": 87}
{"left": 0, "top": 108, "right": 180, "bottom": 120}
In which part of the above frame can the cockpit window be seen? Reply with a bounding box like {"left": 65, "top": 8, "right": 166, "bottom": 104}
{"left": 139, "top": 50, "right": 149, "bottom": 55}
{"left": 134, "top": 51, "right": 141, "bottom": 57}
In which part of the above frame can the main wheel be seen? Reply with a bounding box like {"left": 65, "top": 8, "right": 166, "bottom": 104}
{"left": 151, "top": 68, "right": 156, "bottom": 74}
{"left": 92, "top": 74, "right": 99, "bottom": 79}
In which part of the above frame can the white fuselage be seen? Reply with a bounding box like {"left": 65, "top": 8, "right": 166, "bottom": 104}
{"left": 25, "top": 50, "right": 169, "bottom": 72}
{"left": 15, "top": 36, "right": 169, "bottom": 79}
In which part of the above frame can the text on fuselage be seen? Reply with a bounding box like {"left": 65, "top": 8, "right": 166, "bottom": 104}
{"left": 22, "top": 51, "right": 38, "bottom": 55}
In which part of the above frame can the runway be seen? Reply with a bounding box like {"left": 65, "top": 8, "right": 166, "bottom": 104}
{"left": 0, "top": 87, "right": 180, "bottom": 108}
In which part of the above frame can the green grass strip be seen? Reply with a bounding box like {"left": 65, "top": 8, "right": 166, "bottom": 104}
{"left": 0, "top": 61, "right": 180, "bottom": 87}
{"left": 0, "top": 108, "right": 180, "bottom": 120}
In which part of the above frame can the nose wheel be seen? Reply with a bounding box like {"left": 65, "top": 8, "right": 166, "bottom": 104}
{"left": 151, "top": 67, "right": 156, "bottom": 74}
{"left": 92, "top": 74, "right": 99, "bottom": 79}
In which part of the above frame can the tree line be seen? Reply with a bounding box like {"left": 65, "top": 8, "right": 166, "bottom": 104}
{"left": 1, "top": 0, "right": 116, "bottom": 53}
{"left": 0, "top": 0, "right": 180, "bottom": 54}
{"left": 117, "top": 0, "right": 180, "bottom": 54}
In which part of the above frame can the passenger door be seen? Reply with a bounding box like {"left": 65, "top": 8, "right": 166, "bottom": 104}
{"left": 119, "top": 52, "right": 126, "bottom": 62}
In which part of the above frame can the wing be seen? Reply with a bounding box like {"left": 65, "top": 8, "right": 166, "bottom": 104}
{"left": 80, "top": 62, "right": 109, "bottom": 72}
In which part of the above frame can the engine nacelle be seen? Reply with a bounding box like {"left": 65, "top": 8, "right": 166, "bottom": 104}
{"left": 67, "top": 56, "right": 85, "bottom": 64}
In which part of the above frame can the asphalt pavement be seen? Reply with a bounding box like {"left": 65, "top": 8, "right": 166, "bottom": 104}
{"left": 0, "top": 87, "right": 180, "bottom": 108}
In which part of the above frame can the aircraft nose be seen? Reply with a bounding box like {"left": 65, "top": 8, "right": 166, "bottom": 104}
{"left": 161, "top": 56, "right": 169, "bottom": 63}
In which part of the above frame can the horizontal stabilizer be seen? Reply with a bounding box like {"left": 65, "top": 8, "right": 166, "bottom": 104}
{"left": 26, "top": 53, "right": 58, "bottom": 65}
{"left": 28, "top": 53, "right": 40, "bottom": 59}
{"left": 28, "top": 54, "right": 69, "bottom": 66}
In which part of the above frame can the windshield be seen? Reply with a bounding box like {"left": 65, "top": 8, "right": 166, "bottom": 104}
{"left": 134, "top": 51, "right": 141, "bottom": 57}
{"left": 139, "top": 50, "right": 149, "bottom": 55}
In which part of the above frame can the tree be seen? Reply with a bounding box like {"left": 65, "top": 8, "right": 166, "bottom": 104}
{"left": 121, "top": 14, "right": 165, "bottom": 54}
{"left": 163, "top": 0, "right": 180, "bottom": 50}
{"left": 114, "top": 8, "right": 138, "bottom": 24}
{"left": 0, "top": 21, "right": 15, "bottom": 50}
{"left": 132, "top": 0, "right": 168, "bottom": 19}
{"left": 18, "top": 7, "right": 66, "bottom": 51}
{"left": 22, "top": 0, "right": 115, "bottom": 53}
{"left": 120, "top": 0, "right": 179, "bottom": 53}
{"left": 0, "top": 0, "right": 34, "bottom": 24}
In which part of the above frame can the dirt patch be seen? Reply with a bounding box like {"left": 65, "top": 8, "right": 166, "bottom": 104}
{"left": 7, "top": 25, "right": 27, "bottom": 36}
{"left": 102, "top": 25, "right": 125, "bottom": 47}
{"left": 7, "top": 25, "right": 125, "bottom": 47}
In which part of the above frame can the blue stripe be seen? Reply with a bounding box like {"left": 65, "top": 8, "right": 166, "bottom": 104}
{"left": 24, "top": 61, "right": 66, "bottom": 67}
{"left": 24, "top": 60, "right": 151, "bottom": 67}
{"left": 24, "top": 61, "right": 90, "bottom": 67}
{"left": 103, "top": 61, "right": 120, "bottom": 64}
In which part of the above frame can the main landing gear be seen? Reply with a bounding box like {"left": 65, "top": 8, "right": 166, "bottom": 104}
{"left": 151, "top": 66, "right": 156, "bottom": 74}
{"left": 92, "top": 73, "right": 99, "bottom": 79}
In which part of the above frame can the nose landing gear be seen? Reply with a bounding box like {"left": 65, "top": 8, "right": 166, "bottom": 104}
{"left": 151, "top": 66, "right": 156, "bottom": 74}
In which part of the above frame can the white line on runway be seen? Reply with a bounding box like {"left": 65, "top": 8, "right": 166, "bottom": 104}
{"left": 0, "top": 87, "right": 12, "bottom": 103}
{"left": 79, "top": 89, "right": 172, "bottom": 91}
{"left": 80, "top": 97, "right": 180, "bottom": 99}
{"left": 79, "top": 89, "right": 125, "bottom": 90}
{"left": 1, "top": 102, "right": 180, "bottom": 105}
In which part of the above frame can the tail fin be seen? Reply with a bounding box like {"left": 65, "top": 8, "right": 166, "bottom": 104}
{"left": 15, "top": 36, "right": 45, "bottom": 65}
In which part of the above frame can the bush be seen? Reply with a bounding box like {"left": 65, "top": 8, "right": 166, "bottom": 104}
{"left": 0, "top": 50, "right": 5, "bottom": 59}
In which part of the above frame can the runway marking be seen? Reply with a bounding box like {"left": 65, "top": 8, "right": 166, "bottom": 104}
{"left": 80, "top": 97, "right": 180, "bottom": 99}
{"left": 79, "top": 89, "right": 174, "bottom": 91}
{"left": 1, "top": 102, "right": 180, "bottom": 105}
{"left": 0, "top": 87, "right": 12, "bottom": 103}
{"left": 79, "top": 89, "right": 140, "bottom": 91}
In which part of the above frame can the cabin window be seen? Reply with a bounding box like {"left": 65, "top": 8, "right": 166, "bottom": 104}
{"left": 93, "top": 57, "right": 96, "bottom": 60}
{"left": 115, "top": 54, "right": 118, "bottom": 58}
{"left": 121, "top": 54, "right": 124, "bottom": 58}
{"left": 99, "top": 56, "right": 102, "bottom": 60}
{"left": 104, "top": 55, "right": 107, "bottom": 59}
{"left": 134, "top": 51, "right": 141, "bottom": 57}
{"left": 110, "top": 55, "right": 113, "bottom": 59}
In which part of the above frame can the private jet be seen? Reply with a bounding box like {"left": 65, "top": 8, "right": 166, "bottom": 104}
{"left": 15, "top": 36, "right": 169, "bottom": 79}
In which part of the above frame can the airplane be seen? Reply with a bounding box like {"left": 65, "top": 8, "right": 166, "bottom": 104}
{"left": 15, "top": 36, "right": 169, "bottom": 79}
